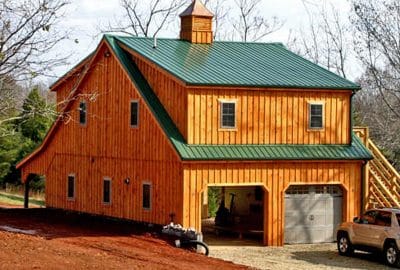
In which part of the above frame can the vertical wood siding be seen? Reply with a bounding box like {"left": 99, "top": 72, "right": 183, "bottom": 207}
{"left": 134, "top": 56, "right": 188, "bottom": 140}
{"left": 54, "top": 68, "right": 85, "bottom": 112}
{"left": 183, "top": 161, "right": 362, "bottom": 246}
{"left": 21, "top": 43, "right": 183, "bottom": 226}
{"left": 180, "top": 16, "right": 213, "bottom": 44}
{"left": 187, "top": 88, "right": 351, "bottom": 145}
{"left": 20, "top": 40, "right": 362, "bottom": 246}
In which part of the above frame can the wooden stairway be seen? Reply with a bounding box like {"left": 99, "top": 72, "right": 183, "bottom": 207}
{"left": 354, "top": 127, "right": 400, "bottom": 209}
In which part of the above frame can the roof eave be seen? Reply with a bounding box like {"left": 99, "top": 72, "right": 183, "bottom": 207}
{"left": 17, "top": 38, "right": 110, "bottom": 170}
{"left": 181, "top": 157, "right": 372, "bottom": 161}
{"left": 49, "top": 52, "right": 94, "bottom": 91}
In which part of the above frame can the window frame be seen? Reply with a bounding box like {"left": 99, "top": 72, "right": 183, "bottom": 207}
{"left": 374, "top": 211, "right": 392, "bottom": 227}
{"left": 79, "top": 100, "right": 87, "bottom": 126}
{"left": 67, "top": 173, "right": 76, "bottom": 201}
{"left": 130, "top": 99, "right": 139, "bottom": 128}
{"left": 142, "top": 181, "right": 152, "bottom": 210}
{"left": 219, "top": 100, "right": 237, "bottom": 129}
{"left": 361, "top": 210, "right": 378, "bottom": 225}
{"left": 102, "top": 177, "right": 112, "bottom": 205}
{"left": 308, "top": 101, "right": 324, "bottom": 130}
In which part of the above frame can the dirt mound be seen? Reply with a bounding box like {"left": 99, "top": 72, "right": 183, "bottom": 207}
{"left": 0, "top": 208, "right": 248, "bottom": 270}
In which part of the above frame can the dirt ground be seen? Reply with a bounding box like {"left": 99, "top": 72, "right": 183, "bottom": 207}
{"left": 0, "top": 207, "right": 248, "bottom": 270}
{"left": 207, "top": 236, "right": 393, "bottom": 270}
{"left": 0, "top": 206, "right": 394, "bottom": 270}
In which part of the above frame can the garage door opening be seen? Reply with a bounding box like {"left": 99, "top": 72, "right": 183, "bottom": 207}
{"left": 201, "top": 186, "right": 265, "bottom": 245}
{"left": 284, "top": 185, "right": 343, "bottom": 244}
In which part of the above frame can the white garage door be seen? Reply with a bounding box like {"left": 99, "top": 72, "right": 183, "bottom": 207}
{"left": 284, "top": 185, "right": 343, "bottom": 244}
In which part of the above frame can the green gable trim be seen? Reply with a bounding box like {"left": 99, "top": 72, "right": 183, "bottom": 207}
{"left": 115, "top": 35, "right": 360, "bottom": 90}
{"left": 105, "top": 35, "right": 372, "bottom": 161}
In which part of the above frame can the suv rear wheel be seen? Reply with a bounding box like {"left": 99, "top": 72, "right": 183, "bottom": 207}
{"left": 337, "top": 232, "right": 354, "bottom": 256}
{"left": 384, "top": 242, "right": 400, "bottom": 267}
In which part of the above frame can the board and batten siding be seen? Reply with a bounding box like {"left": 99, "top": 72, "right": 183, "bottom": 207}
{"left": 20, "top": 42, "right": 184, "bottom": 225}
{"left": 180, "top": 16, "right": 213, "bottom": 44}
{"left": 187, "top": 88, "right": 351, "bottom": 145}
{"left": 54, "top": 67, "right": 85, "bottom": 113}
{"left": 183, "top": 161, "right": 362, "bottom": 246}
{"left": 133, "top": 55, "right": 188, "bottom": 140}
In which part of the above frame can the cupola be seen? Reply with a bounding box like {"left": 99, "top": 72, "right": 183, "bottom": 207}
{"left": 180, "top": 0, "right": 214, "bottom": 44}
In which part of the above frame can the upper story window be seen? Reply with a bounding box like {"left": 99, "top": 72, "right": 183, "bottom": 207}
{"left": 220, "top": 101, "right": 236, "bottom": 129}
{"left": 67, "top": 174, "right": 75, "bottom": 200}
{"left": 308, "top": 102, "right": 324, "bottom": 129}
{"left": 103, "top": 177, "right": 111, "bottom": 204}
{"left": 130, "top": 100, "right": 139, "bottom": 127}
{"left": 79, "top": 101, "right": 87, "bottom": 125}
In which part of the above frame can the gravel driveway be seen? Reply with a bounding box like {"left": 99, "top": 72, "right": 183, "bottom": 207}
{"left": 209, "top": 242, "right": 393, "bottom": 270}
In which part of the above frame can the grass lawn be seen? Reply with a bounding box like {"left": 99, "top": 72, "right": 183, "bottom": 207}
{"left": 0, "top": 192, "right": 45, "bottom": 207}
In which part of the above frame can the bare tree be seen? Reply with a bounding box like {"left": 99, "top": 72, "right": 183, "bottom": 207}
{"left": 0, "top": 0, "right": 70, "bottom": 135}
{"left": 287, "top": 1, "right": 351, "bottom": 78}
{"left": 230, "top": 0, "right": 283, "bottom": 42}
{"left": 102, "top": 0, "right": 186, "bottom": 38}
{"left": 203, "top": 0, "right": 230, "bottom": 40}
{"left": 354, "top": 71, "right": 400, "bottom": 170}
{"left": 0, "top": 0, "right": 70, "bottom": 79}
{"left": 351, "top": 0, "right": 400, "bottom": 118}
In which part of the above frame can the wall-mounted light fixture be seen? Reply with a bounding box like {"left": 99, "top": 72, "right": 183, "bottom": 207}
{"left": 104, "top": 50, "right": 111, "bottom": 57}
{"left": 124, "top": 177, "right": 130, "bottom": 184}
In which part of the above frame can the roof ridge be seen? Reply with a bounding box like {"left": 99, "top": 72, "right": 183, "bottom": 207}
{"left": 115, "top": 35, "right": 361, "bottom": 90}
{"left": 114, "top": 34, "right": 285, "bottom": 45}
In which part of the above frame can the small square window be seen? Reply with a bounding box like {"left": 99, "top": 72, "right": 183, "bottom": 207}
{"left": 142, "top": 182, "right": 151, "bottom": 210}
{"left": 220, "top": 102, "right": 236, "bottom": 128}
{"left": 130, "top": 101, "right": 139, "bottom": 127}
{"left": 79, "top": 101, "right": 87, "bottom": 125}
{"left": 103, "top": 178, "right": 111, "bottom": 204}
{"left": 309, "top": 103, "right": 324, "bottom": 129}
{"left": 67, "top": 174, "right": 75, "bottom": 199}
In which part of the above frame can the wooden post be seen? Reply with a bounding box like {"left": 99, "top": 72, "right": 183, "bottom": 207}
{"left": 363, "top": 128, "right": 370, "bottom": 211}
{"left": 24, "top": 177, "right": 30, "bottom": 209}
{"left": 353, "top": 127, "right": 370, "bottom": 211}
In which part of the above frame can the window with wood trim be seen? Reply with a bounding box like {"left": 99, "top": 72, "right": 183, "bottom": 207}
{"left": 79, "top": 101, "right": 87, "bottom": 125}
{"left": 67, "top": 174, "right": 75, "bottom": 200}
{"left": 142, "top": 182, "right": 151, "bottom": 210}
{"left": 130, "top": 100, "right": 139, "bottom": 127}
{"left": 220, "top": 101, "right": 236, "bottom": 128}
{"left": 308, "top": 103, "right": 324, "bottom": 129}
{"left": 103, "top": 178, "right": 111, "bottom": 204}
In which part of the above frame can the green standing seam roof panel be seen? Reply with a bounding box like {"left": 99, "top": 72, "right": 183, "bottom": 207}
{"left": 115, "top": 35, "right": 360, "bottom": 90}
{"left": 105, "top": 35, "right": 372, "bottom": 161}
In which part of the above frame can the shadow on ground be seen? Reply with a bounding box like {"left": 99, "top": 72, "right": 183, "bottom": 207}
{"left": 0, "top": 207, "right": 164, "bottom": 241}
{"left": 291, "top": 249, "right": 390, "bottom": 270}
{"left": 204, "top": 232, "right": 263, "bottom": 247}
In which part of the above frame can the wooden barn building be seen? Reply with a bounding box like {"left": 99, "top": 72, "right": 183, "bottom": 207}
{"left": 17, "top": 0, "right": 373, "bottom": 246}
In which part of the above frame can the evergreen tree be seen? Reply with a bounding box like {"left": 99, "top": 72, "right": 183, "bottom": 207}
{"left": 17, "top": 87, "right": 54, "bottom": 143}
{"left": 0, "top": 87, "right": 54, "bottom": 187}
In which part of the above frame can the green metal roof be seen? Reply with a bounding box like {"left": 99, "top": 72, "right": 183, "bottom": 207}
{"left": 177, "top": 135, "right": 372, "bottom": 160}
{"left": 106, "top": 35, "right": 372, "bottom": 161}
{"left": 115, "top": 35, "right": 360, "bottom": 90}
